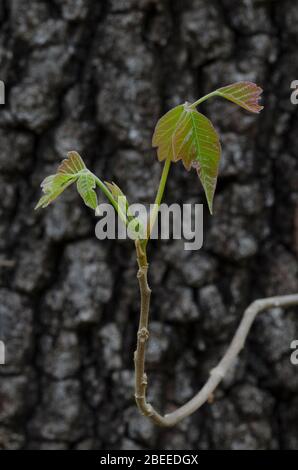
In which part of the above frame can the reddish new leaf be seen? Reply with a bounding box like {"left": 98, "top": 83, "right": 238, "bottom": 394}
{"left": 152, "top": 105, "right": 185, "bottom": 162}
{"left": 216, "top": 81, "right": 263, "bottom": 113}
{"left": 172, "top": 106, "right": 221, "bottom": 214}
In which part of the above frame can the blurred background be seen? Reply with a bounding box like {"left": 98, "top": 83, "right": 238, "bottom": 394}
{"left": 0, "top": 0, "right": 298, "bottom": 450}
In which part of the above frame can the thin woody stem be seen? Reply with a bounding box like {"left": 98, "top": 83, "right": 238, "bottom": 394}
{"left": 134, "top": 240, "right": 167, "bottom": 426}
{"left": 133, "top": 258, "right": 298, "bottom": 427}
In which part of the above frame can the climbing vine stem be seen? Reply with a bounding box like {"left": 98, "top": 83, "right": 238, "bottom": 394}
{"left": 134, "top": 273, "right": 298, "bottom": 427}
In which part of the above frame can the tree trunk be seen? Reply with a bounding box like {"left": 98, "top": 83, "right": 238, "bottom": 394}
{"left": 0, "top": 0, "right": 297, "bottom": 450}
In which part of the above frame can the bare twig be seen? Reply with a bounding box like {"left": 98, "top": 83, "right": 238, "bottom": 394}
{"left": 133, "top": 248, "right": 298, "bottom": 427}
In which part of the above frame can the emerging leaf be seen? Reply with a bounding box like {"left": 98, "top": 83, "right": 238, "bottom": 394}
{"left": 152, "top": 104, "right": 185, "bottom": 162}
{"left": 105, "top": 181, "right": 127, "bottom": 204}
{"left": 105, "top": 181, "right": 130, "bottom": 220}
{"left": 35, "top": 173, "right": 77, "bottom": 209}
{"left": 58, "top": 150, "right": 86, "bottom": 174}
{"left": 105, "top": 181, "right": 140, "bottom": 227}
{"left": 216, "top": 81, "right": 263, "bottom": 113}
{"left": 35, "top": 151, "right": 97, "bottom": 210}
{"left": 173, "top": 105, "right": 221, "bottom": 214}
{"left": 77, "top": 173, "right": 98, "bottom": 210}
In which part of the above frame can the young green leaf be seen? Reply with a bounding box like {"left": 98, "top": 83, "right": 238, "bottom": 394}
{"left": 35, "top": 151, "right": 97, "bottom": 210}
{"left": 77, "top": 172, "right": 98, "bottom": 210}
{"left": 35, "top": 173, "right": 77, "bottom": 209}
{"left": 216, "top": 81, "right": 263, "bottom": 113}
{"left": 172, "top": 105, "right": 221, "bottom": 214}
{"left": 152, "top": 104, "right": 185, "bottom": 162}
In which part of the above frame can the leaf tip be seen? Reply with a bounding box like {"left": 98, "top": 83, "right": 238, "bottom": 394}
{"left": 66, "top": 150, "right": 80, "bottom": 159}
{"left": 205, "top": 191, "right": 214, "bottom": 215}
{"left": 34, "top": 198, "right": 47, "bottom": 210}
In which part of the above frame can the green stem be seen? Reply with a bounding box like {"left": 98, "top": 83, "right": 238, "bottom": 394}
{"left": 189, "top": 90, "right": 218, "bottom": 109}
{"left": 145, "top": 155, "right": 172, "bottom": 245}
{"left": 94, "top": 175, "right": 127, "bottom": 225}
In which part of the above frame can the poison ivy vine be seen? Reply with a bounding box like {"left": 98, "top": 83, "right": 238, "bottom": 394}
{"left": 35, "top": 82, "right": 298, "bottom": 427}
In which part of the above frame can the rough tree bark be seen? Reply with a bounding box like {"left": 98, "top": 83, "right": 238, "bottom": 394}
{"left": 0, "top": 0, "right": 297, "bottom": 450}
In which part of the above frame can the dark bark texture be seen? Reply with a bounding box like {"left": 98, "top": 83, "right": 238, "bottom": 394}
{"left": 0, "top": 0, "right": 298, "bottom": 450}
